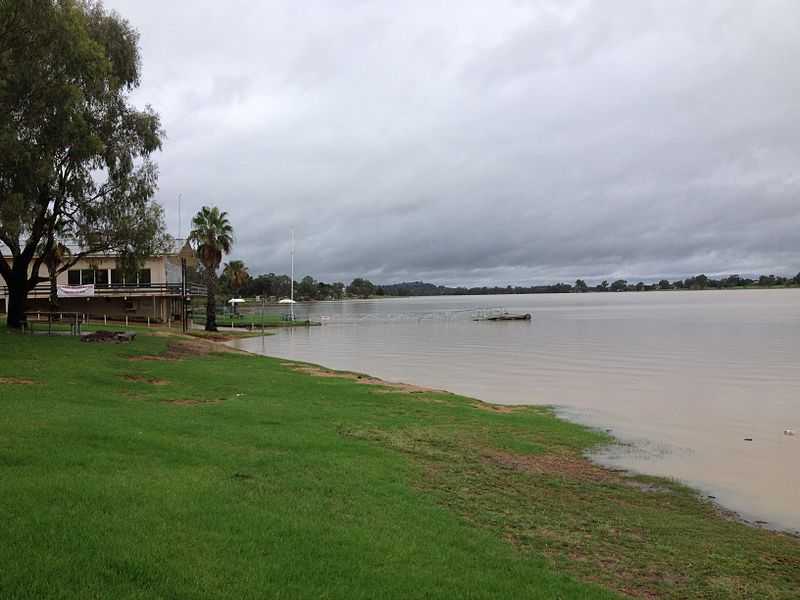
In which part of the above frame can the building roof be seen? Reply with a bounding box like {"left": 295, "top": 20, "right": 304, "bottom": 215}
{"left": 1, "top": 239, "right": 194, "bottom": 260}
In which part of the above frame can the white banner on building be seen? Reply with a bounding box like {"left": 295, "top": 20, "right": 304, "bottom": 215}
{"left": 57, "top": 284, "right": 95, "bottom": 298}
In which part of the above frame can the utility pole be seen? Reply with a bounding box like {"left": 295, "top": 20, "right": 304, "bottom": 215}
{"left": 178, "top": 193, "right": 182, "bottom": 240}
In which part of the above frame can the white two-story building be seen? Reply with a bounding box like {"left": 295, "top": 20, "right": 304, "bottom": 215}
{"left": 1, "top": 240, "right": 203, "bottom": 322}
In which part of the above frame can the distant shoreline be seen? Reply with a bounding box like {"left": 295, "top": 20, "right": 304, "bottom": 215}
{"left": 331, "top": 285, "right": 800, "bottom": 301}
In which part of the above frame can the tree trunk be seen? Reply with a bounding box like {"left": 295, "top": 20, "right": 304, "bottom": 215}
{"left": 5, "top": 272, "right": 30, "bottom": 330}
{"left": 48, "top": 269, "right": 59, "bottom": 313}
{"left": 205, "top": 269, "right": 217, "bottom": 331}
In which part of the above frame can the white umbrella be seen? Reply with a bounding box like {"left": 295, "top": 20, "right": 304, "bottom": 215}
{"left": 228, "top": 298, "right": 246, "bottom": 304}
{"left": 278, "top": 298, "right": 296, "bottom": 304}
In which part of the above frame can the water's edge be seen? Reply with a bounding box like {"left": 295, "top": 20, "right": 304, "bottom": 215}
{"left": 226, "top": 338, "right": 799, "bottom": 537}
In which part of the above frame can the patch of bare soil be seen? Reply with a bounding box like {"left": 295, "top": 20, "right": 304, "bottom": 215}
{"left": 186, "top": 332, "right": 239, "bottom": 342}
{"left": 166, "top": 398, "right": 223, "bottom": 406}
{"left": 489, "top": 449, "right": 624, "bottom": 485}
{"left": 286, "top": 363, "right": 450, "bottom": 395}
{"left": 471, "top": 403, "right": 519, "bottom": 413}
{"left": 120, "top": 376, "right": 171, "bottom": 386}
{"left": 489, "top": 450, "right": 673, "bottom": 493}
{"left": 588, "top": 573, "right": 667, "bottom": 600}
{"left": 165, "top": 338, "right": 220, "bottom": 358}
{"left": 0, "top": 376, "right": 35, "bottom": 384}
{"left": 127, "top": 335, "right": 247, "bottom": 362}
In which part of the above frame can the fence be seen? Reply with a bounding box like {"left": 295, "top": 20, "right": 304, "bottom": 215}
{"left": 0, "top": 282, "right": 206, "bottom": 299}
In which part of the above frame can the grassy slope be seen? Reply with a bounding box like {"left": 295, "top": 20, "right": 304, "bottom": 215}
{"left": 0, "top": 328, "right": 798, "bottom": 599}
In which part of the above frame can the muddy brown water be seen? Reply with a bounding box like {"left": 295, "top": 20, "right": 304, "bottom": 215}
{"left": 230, "top": 289, "right": 800, "bottom": 532}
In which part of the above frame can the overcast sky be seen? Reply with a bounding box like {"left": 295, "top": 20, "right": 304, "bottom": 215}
{"left": 104, "top": 0, "right": 800, "bottom": 286}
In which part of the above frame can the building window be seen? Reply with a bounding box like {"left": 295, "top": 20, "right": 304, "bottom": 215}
{"left": 81, "top": 269, "right": 95, "bottom": 284}
{"left": 110, "top": 269, "right": 124, "bottom": 285}
{"left": 68, "top": 270, "right": 80, "bottom": 285}
{"left": 138, "top": 269, "right": 151, "bottom": 285}
{"left": 95, "top": 269, "right": 109, "bottom": 287}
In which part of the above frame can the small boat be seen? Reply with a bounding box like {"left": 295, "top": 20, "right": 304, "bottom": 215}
{"left": 486, "top": 312, "right": 532, "bottom": 321}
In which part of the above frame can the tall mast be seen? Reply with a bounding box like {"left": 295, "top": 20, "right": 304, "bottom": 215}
{"left": 290, "top": 226, "right": 295, "bottom": 322}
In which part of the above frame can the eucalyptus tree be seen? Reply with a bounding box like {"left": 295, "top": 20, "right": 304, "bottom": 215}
{"left": 297, "top": 275, "right": 318, "bottom": 301}
{"left": 0, "top": 0, "right": 168, "bottom": 328}
{"left": 188, "top": 206, "right": 234, "bottom": 331}
{"left": 348, "top": 277, "right": 376, "bottom": 298}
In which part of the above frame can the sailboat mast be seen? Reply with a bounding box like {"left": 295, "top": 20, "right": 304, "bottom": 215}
{"left": 290, "top": 226, "right": 295, "bottom": 321}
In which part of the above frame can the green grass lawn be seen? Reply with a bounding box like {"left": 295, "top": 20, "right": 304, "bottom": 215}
{"left": 1, "top": 327, "right": 798, "bottom": 599}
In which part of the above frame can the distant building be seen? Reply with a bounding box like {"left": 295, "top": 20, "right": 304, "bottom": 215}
{"left": 0, "top": 240, "right": 204, "bottom": 322}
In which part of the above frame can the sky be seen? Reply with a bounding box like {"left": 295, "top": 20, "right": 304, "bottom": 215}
{"left": 104, "top": 0, "right": 800, "bottom": 286}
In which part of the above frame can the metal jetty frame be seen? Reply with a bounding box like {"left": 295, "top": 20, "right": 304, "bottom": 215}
{"left": 307, "top": 307, "right": 519, "bottom": 324}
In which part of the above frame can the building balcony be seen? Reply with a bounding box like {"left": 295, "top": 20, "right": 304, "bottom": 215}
{"left": 0, "top": 282, "right": 207, "bottom": 299}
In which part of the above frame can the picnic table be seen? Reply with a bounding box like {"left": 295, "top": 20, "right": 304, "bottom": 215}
{"left": 23, "top": 311, "right": 85, "bottom": 335}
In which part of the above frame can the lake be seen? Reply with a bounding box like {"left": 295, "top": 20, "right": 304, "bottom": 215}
{"left": 229, "top": 290, "right": 800, "bottom": 532}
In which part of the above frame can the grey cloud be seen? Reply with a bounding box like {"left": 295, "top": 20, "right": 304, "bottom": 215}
{"left": 106, "top": 0, "right": 800, "bottom": 286}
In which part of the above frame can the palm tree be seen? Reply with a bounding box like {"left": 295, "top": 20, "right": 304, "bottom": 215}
{"left": 188, "top": 206, "right": 234, "bottom": 331}
{"left": 222, "top": 260, "right": 248, "bottom": 298}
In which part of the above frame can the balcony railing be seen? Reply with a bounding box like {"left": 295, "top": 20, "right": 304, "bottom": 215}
{"left": 0, "top": 282, "right": 207, "bottom": 299}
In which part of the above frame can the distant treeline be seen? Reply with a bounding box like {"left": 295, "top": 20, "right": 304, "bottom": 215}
{"left": 378, "top": 273, "right": 800, "bottom": 296}
{"left": 196, "top": 265, "right": 800, "bottom": 301}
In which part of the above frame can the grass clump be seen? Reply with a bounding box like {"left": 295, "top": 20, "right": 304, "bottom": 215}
{"left": 0, "top": 327, "right": 798, "bottom": 599}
